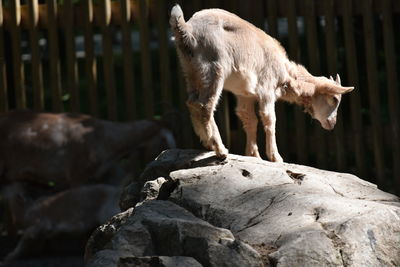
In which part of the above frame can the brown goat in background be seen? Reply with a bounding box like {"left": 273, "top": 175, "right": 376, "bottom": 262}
{"left": 170, "top": 5, "right": 353, "bottom": 162}
{"left": 0, "top": 110, "right": 176, "bottom": 188}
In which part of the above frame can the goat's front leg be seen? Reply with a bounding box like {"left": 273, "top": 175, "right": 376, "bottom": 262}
{"left": 259, "top": 101, "right": 283, "bottom": 163}
{"left": 235, "top": 96, "right": 260, "bottom": 158}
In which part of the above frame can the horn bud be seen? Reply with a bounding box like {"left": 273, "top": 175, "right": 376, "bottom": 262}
{"left": 335, "top": 74, "right": 341, "bottom": 84}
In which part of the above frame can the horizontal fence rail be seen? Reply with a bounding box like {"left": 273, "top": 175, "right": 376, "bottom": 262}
{"left": 0, "top": 0, "right": 399, "bottom": 194}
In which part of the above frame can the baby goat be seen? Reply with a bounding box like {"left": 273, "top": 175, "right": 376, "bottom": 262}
{"left": 170, "top": 5, "right": 354, "bottom": 162}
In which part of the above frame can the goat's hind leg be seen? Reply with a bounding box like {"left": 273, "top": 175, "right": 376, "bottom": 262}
{"left": 186, "top": 92, "right": 209, "bottom": 148}
{"left": 186, "top": 79, "right": 228, "bottom": 158}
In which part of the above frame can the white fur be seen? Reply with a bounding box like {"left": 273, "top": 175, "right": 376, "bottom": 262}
{"left": 170, "top": 5, "right": 354, "bottom": 162}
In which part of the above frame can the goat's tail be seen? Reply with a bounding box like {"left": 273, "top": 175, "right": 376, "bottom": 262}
{"left": 169, "top": 4, "right": 184, "bottom": 30}
{"left": 170, "top": 4, "right": 197, "bottom": 52}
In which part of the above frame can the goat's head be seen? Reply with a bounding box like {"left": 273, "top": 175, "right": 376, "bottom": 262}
{"left": 304, "top": 74, "right": 354, "bottom": 130}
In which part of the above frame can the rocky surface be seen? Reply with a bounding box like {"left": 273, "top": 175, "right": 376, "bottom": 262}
{"left": 87, "top": 149, "right": 400, "bottom": 267}
{"left": 85, "top": 201, "right": 262, "bottom": 267}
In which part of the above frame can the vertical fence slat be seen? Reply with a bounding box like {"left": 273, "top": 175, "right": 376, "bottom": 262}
{"left": 83, "top": 0, "right": 98, "bottom": 117}
{"left": 208, "top": 0, "right": 220, "bottom": 8}
{"left": 304, "top": 0, "right": 320, "bottom": 73}
{"left": 266, "top": 0, "right": 278, "bottom": 37}
{"left": 0, "top": 0, "right": 7, "bottom": 112}
{"left": 192, "top": 0, "right": 203, "bottom": 13}
{"left": 305, "top": 0, "right": 327, "bottom": 168}
{"left": 382, "top": 0, "right": 400, "bottom": 189}
{"left": 363, "top": 0, "right": 385, "bottom": 185}
{"left": 99, "top": 0, "right": 117, "bottom": 120}
{"left": 224, "top": 0, "right": 239, "bottom": 14}
{"left": 267, "top": 0, "right": 289, "bottom": 159}
{"left": 137, "top": 0, "right": 154, "bottom": 118}
{"left": 10, "top": 0, "right": 26, "bottom": 108}
{"left": 120, "top": 0, "right": 135, "bottom": 120}
{"left": 155, "top": 0, "right": 172, "bottom": 112}
{"left": 342, "top": 0, "right": 365, "bottom": 178}
{"left": 28, "top": 0, "right": 44, "bottom": 110}
{"left": 362, "top": 0, "right": 385, "bottom": 183}
{"left": 325, "top": 0, "right": 346, "bottom": 171}
{"left": 252, "top": 0, "right": 264, "bottom": 29}
{"left": 47, "top": 0, "right": 62, "bottom": 112}
{"left": 64, "top": 0, "right": 79, "bottom": 112}
{"left": 287, "top": 0, "right": 308, "bottom": 164}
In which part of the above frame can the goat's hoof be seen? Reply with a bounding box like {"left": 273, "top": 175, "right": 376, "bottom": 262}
{"left": 215, "top": 148, "right": 229, "bottom": 160}
{"left": 272, "top": 156, "right": 284, "bottom": 163}
{"left": 246, "top": 150, "right": 261, "bottom": 158}
{"left": 269, "top": 153, "right": 283, "bottom": 163}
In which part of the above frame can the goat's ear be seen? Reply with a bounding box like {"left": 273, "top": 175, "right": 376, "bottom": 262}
{"left": 313, "top": 75, "right": 354, "bottom": 94}
{"left": 317, "top": 80, "right": 354, "bottom": 95}
{"left": 327, "top": 84, "right": 354, "bottom": 94}
{"left": 341, "top": 86, "right": 354, "bottom": 94}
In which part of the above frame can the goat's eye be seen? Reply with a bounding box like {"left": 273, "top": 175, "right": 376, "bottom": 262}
{"left": 332, "top": 96, "right": 339, "bottom": 105}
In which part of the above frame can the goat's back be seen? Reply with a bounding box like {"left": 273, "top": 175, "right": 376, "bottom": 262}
{"left": 173, "top": 8, "right": 289, "bottom": 89}
{"left": 187, "top": 9, "right": 286, "bottom": 61}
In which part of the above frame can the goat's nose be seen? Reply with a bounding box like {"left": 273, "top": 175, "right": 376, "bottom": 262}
{"left": 327, "top": 117, "right": 336, "bottom": 129}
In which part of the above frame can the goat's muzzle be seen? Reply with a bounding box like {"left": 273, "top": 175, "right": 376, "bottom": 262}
{"left": 321, "top": 117, "right": 336, "bottom": 130}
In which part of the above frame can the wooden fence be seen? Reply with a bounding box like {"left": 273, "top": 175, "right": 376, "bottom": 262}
{"left": 0, "top": 0, "right": 399, "bottom": 194}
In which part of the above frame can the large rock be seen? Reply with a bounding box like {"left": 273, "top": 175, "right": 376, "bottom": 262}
{"left": 89, "top": 149, "right": 400, "bottom": 267}
{"left": 85, "top": 200, "right": 262, "bottom": 267}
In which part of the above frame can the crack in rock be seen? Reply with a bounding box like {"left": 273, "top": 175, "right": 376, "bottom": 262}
{"left": 323, "top": 225, "right": 347, "bottom": 267}
{"left": 249, "top": 242, "right": 278, "bottom": 266}
{"left": 286, "top": 170, "right": 305, "bottom": 185}
{"left": 367, "top": 229, "right": 376, "bottom": 251}
{"left": 313, "top": 207, "right": 348, "bottom": 267}
{"left": 238, "top": 197, "right": 276, "bottom": 232}
{"left": 237, "top": 194, "right": 291, "bottom": 233}
{"left": 328, "top": 184, "right": 345, "bottom": 197}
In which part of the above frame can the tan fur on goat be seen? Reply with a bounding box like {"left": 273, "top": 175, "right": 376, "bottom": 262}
{"left": 170, "top": 5, "right": 353, "bottom": 162}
